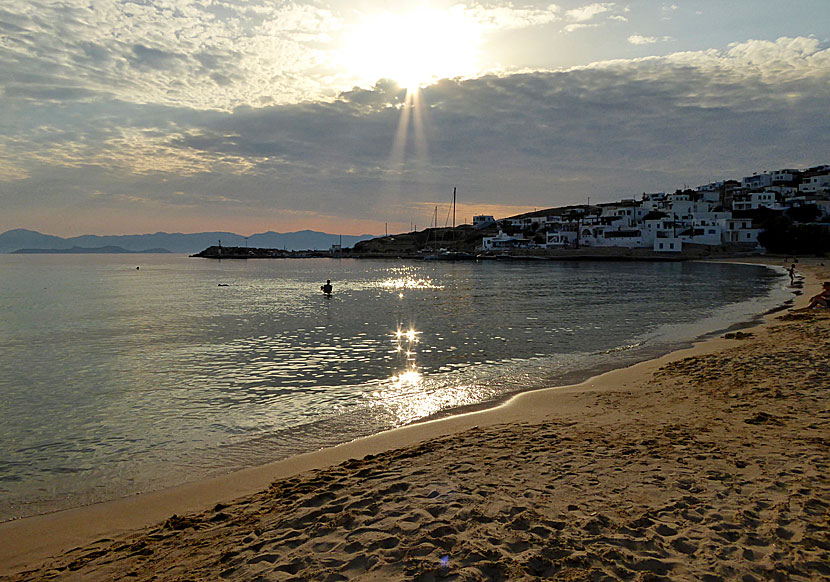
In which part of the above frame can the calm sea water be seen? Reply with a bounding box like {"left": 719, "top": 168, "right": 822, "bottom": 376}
{"left": 0, "top": 255, "right": 790, "bottom": 520}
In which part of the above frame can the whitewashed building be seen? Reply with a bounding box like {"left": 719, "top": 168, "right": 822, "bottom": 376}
{"left": 732, "top": 191, "right": 779, "bottom": 211}
{"left": 481, "top": 231, "right": 533, "bottom": 250}
{"left": 545, "top": 229, "right": 578, "bottom": 247}
{"left": 654, "top": 236, "right": 683, "bottom": 253}
{"left": 472, "top": 215, "right": 496, "bottom": 229}
{"left": 488, "top": 165, "right": 830, "bottom": 253}
{"left": 640, "top": 215, "right": 676, "bottom": 246}
{"left": 770, "top": 169, "right": 799, "bottom": 185}
{"left": 598, "top": 200, "right": 647, "bottom": 228}
{"left": 641, "top": 192, "right": 670, "bottom": 212}
{"left": 800, "top": 173, "right": 830, "bottom": 194}
{"left": 698, "top": 181, "right": 724, "bottom": 193}
{"left": 722, "top": 218, "right": 760, "bottom": 244}
{"left": 742, "top": 173, "right": 773, "bottom": 190}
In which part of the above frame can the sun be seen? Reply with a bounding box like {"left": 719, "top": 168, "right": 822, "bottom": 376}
{"left": 338, "top": 7, "right": 482, "bottom": 90}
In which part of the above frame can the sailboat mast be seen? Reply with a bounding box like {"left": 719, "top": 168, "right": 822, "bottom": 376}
{"left": 432, "top": 206, "right": 438, "bottom": 249}
{"left": 452, "top": 187, "right": 456, "bottom": 229}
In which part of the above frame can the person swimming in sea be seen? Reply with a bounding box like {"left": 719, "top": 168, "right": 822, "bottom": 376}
{"left": 321, "top": 279, "right": 333, "bottom": 295}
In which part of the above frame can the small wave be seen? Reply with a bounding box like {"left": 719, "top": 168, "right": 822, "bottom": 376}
{"left": 604, "top": 342, "right": 643, "bottom": 354}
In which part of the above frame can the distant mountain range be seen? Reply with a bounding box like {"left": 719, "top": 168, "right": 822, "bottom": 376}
{"left": 0, "top": 229, "right": 377, "bottom": 254}
{"left": 12, "top": 245, "right": 171, "bottom": 254}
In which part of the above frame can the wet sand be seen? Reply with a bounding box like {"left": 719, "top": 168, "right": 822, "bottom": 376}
{"left": 2, "top": 259, "right": 828, "bottom": 581}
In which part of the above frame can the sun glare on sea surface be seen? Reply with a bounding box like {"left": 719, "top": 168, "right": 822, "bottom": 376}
{"left": 338, "top": 7, "right": 482, "bottom": 90}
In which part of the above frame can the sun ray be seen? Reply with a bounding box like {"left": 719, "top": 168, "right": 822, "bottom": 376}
{"left": 390, "top": 87, "right": 430, "bottom": 172}
{"left": 389, "top": 89, "right": 413, "bottom": 169}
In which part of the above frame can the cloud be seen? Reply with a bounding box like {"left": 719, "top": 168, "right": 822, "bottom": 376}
{"left": 561, "top": 2, "right": 628, "bottom": 33}
{"left": 464, "top": 3, "right": 561, "bottom": 31}
{"left": 0, "top": 0, "right": 583, "bottom": 113}
{"left": 0, "top": 144, "right": 29, "bottom": 181}
{"left": 566, "top": 3, "right": 616, "bottom": 22}
{"left": 563, "top": 23, "right": 598, "bottom": 33}
{"left": 2, "top": 36, "right": 828, "bottom": 233}
{"left": 661, "top": 3, "right": 679, "bottom": 19}
{"left": 628, "top": 35, "right": 674, "bottom": 45}
{"left": 0, "top": 0, "right": 634, "bottom": 114}
{"left": 0, "top": 0, "right": 342, "bottom": 110}
{"left": 666, "top": 36, "right": 830, "bottom": 85}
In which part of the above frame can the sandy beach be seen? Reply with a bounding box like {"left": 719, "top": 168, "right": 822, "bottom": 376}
{"left": 1, "top": 258, "right": 828, "bottom": 581}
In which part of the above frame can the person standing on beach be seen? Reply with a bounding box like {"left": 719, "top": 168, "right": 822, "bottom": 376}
{"left": 321, "top": 280, "right": 333, "bottom": 295}
{"left": 789, "top": 264, "right": 796, "bottom": 284}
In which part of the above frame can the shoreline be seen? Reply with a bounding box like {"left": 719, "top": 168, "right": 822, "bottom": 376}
{"left": 0, "top": 258, "right": 822, "bottom": 578}
{"left": 189, "top": 245, "right": 762, "bottom": 261}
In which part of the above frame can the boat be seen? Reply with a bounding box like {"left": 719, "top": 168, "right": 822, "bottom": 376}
{"left": 422, "top": 188, "right": 477, "bottom": 261}
{"left": 424, "top": 248, "right": 476, "bottom": 261}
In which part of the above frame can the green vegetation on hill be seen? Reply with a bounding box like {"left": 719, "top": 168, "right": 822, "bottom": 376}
{"left": 737, "top": 207, "right": 830, "bottom": 256}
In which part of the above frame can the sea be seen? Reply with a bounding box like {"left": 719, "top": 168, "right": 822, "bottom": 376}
{"left": 0, "top": 254, "right": 792, "bottom": 521}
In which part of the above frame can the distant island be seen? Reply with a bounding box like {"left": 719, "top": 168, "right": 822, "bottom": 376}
{"left": 12, "top": 246, "right": 171, "bottom": 254}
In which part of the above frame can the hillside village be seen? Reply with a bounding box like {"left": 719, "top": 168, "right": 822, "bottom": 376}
{"left": 473, "top": 164, "right": 830, "bottom": 255}
{"left": 190, "top": 163, "right": 829, "bottom": 259}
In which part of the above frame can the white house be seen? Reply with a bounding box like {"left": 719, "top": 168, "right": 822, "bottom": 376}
{"left": 472, "top": 215, "right": 496, "bottom": 229}
{"left": 641, "top": 192, "right": 670, "bottom": 212}
{"left": 671, "top": 197, "right": 717, "bottom": 218}
{"left": 481, "top": 231, "right": 533, "bottom": 251}
{"left": 600, "top": 229, "right": 644, "bottom": 247}
{"left": 732, "top": 191, "right": 778, "bottom": 211}
{"left": 640, "top": 216, "right": 675, "bottom": 246}
{"left": 507, "top": 215, "right": 546, "bottom": 230}
{"left": 800, "top": 173, "right": 830, "bottom": 194}
{"left": 770, "top": 169, "right": 799, "bottom": 185}
{"left": 742, "top": 173, "right": 773, "bottom": 190}
{"left": 545, "top": 229, "right": 578, "bottom": 247}
{"left": 721, "top": 218, "right": 760, "bottom": 244}
{"left": 654, "top": 235, "right": 682, "bottom": 253}
{"left": 598, "top": 200, "right": 647, "bottom": 228}
{"left": 698, "top": 181, "right": 724, "bottom": 193}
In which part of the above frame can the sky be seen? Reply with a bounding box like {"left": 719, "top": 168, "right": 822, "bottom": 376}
{"left": 1, "top": 1, "right": 829, "bottom": 236}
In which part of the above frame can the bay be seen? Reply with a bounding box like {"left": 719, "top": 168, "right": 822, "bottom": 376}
{"left": 0, "top": 254, "right": 790, "bottom": 520}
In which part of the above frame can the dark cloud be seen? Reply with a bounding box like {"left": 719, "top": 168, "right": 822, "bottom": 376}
{"left": 2, "top": 84, "right": 103, "bottom": 102}
{"left": 168, "top": 51, "right": 828, "bottom": 194}
{"left": 129, "top": 44, "right": 186, "bottom": 70}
